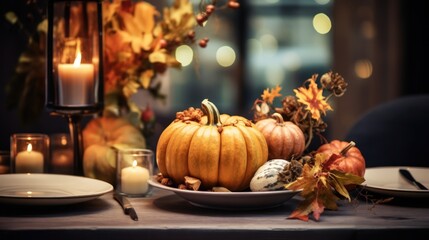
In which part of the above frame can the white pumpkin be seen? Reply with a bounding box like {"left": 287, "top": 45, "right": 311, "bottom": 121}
{"left": 250, "top": 159, "right": 290, "bottom": 191}
{"left": 250, "top": 159, "right": 303, "bottom": 192}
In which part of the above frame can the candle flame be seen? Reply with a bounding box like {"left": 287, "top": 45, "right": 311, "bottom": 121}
{"left": 73, "top": 39, "right": 82, "bottom": 67}
{"left": 73, "top": 52, "right": 82, "bottom": 67}
{"left": 27, "top": 143, "right": 33, "bottom": 152}
{"left": 132, "top": 160, "right": 137, "bottom": 167}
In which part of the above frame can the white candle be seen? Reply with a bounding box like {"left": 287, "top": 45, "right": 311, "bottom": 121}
{"left": 58, "top": 51, "right": 94, "bottom": 106}
{"left": 121, "top": 160, "right": 150, "bottom": 195}
{"left": 15, "top": 144, "right": 44, "bottom": 173}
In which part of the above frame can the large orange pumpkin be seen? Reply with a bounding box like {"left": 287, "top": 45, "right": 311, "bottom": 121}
{"left": 316, "top": 140, "right": 366, "bottom": 177}
{"left": 156, "top": 99, "right": 268, "bottom": 191}
{"left": 255, "top": 113, "right": 305, "bottom": 160}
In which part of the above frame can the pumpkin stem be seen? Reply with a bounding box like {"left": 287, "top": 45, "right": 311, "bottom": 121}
{"left": 201, "top": 99, "right": 222, "bottom": 126}
{"left": 271, "top": 113, "right": 284, "bottom": 124}
{"left": 340, "top": 141, "right": 356, "bottom": 155}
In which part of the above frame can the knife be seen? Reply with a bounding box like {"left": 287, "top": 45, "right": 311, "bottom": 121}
{"left": 399, "top": 168, "right": 428, "bottom": 190}
{"left": 113, "top": 192, "right": 139, "bottom": 221}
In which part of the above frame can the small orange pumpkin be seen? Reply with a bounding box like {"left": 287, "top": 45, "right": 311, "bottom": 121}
{"left": 255, "top": 113, "right": 305, "bottom": 160}
{"left": 156, "top": 99, "right": 268, "bottom": 191}
{"left": 316, "top": 140, "right": 366, "bottom": 177}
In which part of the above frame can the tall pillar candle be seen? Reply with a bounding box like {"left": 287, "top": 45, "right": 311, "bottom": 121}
{"left": 58, "top": 63, "right": 94, "bottom": 106}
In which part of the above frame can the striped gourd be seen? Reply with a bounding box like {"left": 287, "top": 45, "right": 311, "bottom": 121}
{"left": 250, "top": 159, "right": 303, "bottom": 191}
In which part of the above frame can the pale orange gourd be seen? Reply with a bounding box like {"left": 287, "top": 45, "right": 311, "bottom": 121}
{"left": 156, "top": 99, "right": 268, "bottom": 191}
{"left": 255, "top": 113, "right": 305, "bottom": 160}
{"left": 82, "top": 116, "right": 146, "bottom": 185}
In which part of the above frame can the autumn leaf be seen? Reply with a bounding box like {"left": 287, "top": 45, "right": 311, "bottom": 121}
{"left": 285, "top": 153, "right": 365, "bottom": 221}
{"left": 261, "top": 85, "right": 282, "bottom": 104}
{"left": 329, "top": 170, "right": 365, "bottom": 200}
{"left": 293, "top": 75, "right": 333, "bottom": 120}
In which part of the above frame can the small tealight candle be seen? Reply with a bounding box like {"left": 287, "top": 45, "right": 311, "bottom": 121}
{"left": 117, "top": 149, "right": 154, "bottom": 197}
{"left": 50, "top": 134, "right": 73, "bottom": 174}
{"left": 121, "top": 160, "right": 150, "bottom": 195}
{"left": 11, "top": 134, "right": 49, "bottom": 174}
{"left": 15, "top": 143, "right": 44, "bottom": 173}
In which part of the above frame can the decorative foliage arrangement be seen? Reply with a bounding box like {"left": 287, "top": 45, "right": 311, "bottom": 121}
{"left": 3, "top": 0, "right": 239, "bottom": 140}
{"left": 253, "top": 71, "right": 348, "bottom": 149}
{"left": 252, "top": 71, "right": 365, "bottom": 221}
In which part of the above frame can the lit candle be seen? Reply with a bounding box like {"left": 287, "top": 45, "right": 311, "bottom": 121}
{"left": 51, "top": 135, "right": 73, "bottom": 174}
{"left": 121, "top": 160, "right": 150, "bottom": 195}
{"left": 58, "top": 47, "right": 94, "bottom": 106}
{"left": 15, "top": 143, "right": 44, "bottom": 173}
{"left": 51, "top": 149, "right": 73, "bottom": 173}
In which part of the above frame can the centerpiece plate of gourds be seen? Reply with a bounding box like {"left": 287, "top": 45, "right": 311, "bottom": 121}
{"left": 83, "top": 72, "right": 367, "bottom": 220}
{"left": 150, "top": 99, "right": 305, "bottom": 210}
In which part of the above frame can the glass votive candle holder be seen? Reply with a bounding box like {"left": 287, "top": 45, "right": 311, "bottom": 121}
{"left": 116, "top": 149, "right": 154, "bottom": 197}
{"left": 0, "top": 151, "right": 10, "bottom": 174}
{"left": 50, "top": 133, "right": 74, "bottom": 174}
{"left": 10, "top": 133, "right": 49, "bottom": 173}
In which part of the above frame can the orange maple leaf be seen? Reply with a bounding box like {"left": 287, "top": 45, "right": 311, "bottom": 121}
{"left": 293, "top": 75, "right": 333, "bottom": 120}
{"left": 261, "top": 85, "right": 282, "bottom": 104}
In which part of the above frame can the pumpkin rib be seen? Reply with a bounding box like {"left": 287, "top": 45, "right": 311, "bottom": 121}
{"left": 247, "top": 126, "right": 269, "bottom": 168}
{"left": 288, "top": 123, "right": 305, "bottom": 157}
{"left": 257, "top": 120, "right": 278, "bottom": 159}
{"left": 236, "top": 125, "right": 262, "bottom": 191}
{"left": 188, "top": 126, "right": 221, "bottom": 188}
{"left": 165, "top": 124, "right": 199, "bottom": 184}
{"left": 218, "top": 126, "right": 248, "bottom": 191}
{"left": 279, "top": 125, "right": 293, "bottom": 159}
{"left": 156, "top": 121, "right": 188, "bottom": 177}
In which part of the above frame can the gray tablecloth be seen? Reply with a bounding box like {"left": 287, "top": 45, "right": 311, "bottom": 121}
{"left": 1, "top": 188, "right": 428, "bottom": 240}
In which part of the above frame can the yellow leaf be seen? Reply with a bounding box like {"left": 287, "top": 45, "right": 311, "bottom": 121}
{"left": 140, "top": 70, "right": 154, "bottom": 89}
{"left": 329, "top": 173, "right": 351, "bottom": 201}
{"left": 141, "top": 33, "right": 154, "bottom": 51}
{"left": 37, "top": 19, "right": 48, "bottom": 33}
{"left": 123, "top": 80, "right": 140, "bottom": 98}
{"left": 134, "top": 2, "right": 158, "bottom": 34}
{"left": 168, "top": 0, "right": 195, "bottom": 29}
{"left": 149, "top": 50, "right": 167, "bottom": 64}
{"left": 103, "top": 0, "right": 121, "bottom": 23}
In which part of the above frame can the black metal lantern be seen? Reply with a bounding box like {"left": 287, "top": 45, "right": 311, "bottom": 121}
{"left": 46, "top": 0, "right": 103, "bottom": 175}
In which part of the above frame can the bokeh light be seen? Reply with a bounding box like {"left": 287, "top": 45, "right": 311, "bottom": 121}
{"left": 313, "top": 13, "right": 332, "bottom": 34}
{"left": 354, "top": 59, "right": 373, "bottom": 79}
{"left": 216, "top": 46, "right": 236, "bottom": 67}
{"left": 175, "top": 45, "right": 193, "bottom": 67}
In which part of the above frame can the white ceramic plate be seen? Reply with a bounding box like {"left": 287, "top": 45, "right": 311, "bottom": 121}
{"left": 0, "top": 173, "right": 113, "bottom": 205}
{"left": 361, "top": 166, "right": 429, "bottom": 198}
{"left": 148, "top": 177, "right": 300, "bottom": 210}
